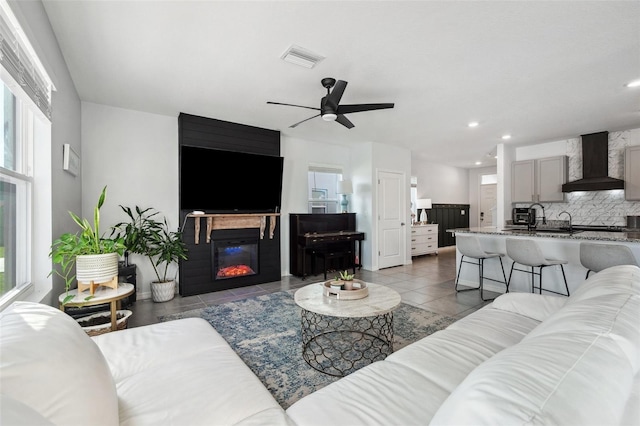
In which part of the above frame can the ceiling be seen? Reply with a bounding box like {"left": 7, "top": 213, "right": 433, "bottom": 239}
{"left": 41, "top": 1, "right": 640, "bottom": 169}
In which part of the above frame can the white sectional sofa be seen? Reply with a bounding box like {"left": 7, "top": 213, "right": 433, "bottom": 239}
{"left": 1, "top": 265, "right": 639, "bottom": 425}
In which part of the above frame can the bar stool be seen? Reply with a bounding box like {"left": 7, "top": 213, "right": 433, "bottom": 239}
{"left": 506, "top": 238, "right": 570, "bottom": 296}
{"left": 580, "top": 242, "right": 638, "bottom": 279}
{"left": 455, "top": 234, "right": 508, "bottom": 301}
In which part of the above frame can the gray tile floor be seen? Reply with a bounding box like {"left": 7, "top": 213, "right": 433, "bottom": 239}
{"left": 127, "top": 246, "right": 497, "bottom": 328}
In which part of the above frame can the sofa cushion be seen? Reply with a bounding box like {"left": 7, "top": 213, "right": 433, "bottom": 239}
{"left": 0, "top": 301, "right": 119, "bottom": 426}
{"left": 92, "top": 317, "right": 289, "bottom": 426}
{"left": 490, "top": 292, "right": 567, "bottom": 322}
{"left": 431, "top": 265, "right": 640, "bottom": 425}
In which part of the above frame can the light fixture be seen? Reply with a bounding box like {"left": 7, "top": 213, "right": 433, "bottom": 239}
{"left": 281, "top": 45, "right": 325, "bottom": 69}
{"left": 468, "top": 121, "right": 479, "bottom": 128}
{"left": 416, "top": 198, "right": 432, "bottom": 224}
{"left": 337, "top": 180, "right": 353, "bottom": 213}
{"left": 322, "top": 113, "right": 337, "bottom": 121}
{"left": 475, "top": 161, "right": 482, "bottom": 165}
{"left": 502, "top": 134, "right": 511, "bottom": 140}
{"left": 626, "top": 79, "right": 640, "bottom": 88}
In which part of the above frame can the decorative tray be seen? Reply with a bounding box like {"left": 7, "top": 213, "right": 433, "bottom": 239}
{"left": 322, "top": 279, "right": 368, "bottom": 300}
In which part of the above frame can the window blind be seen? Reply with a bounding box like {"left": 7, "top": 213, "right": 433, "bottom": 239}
{"left": 0, "top": 2, "right": 52, "bottom": 120}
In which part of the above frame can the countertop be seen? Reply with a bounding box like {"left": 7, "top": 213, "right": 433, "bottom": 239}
{"left": 447, "top": 227, "right": 640, "bottom": 243}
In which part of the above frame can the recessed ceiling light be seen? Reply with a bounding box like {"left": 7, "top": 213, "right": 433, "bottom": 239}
{"left": 475, "top": 161, "right": 482, "bottom": 165}
{"left": 626, "top": 79, "right": 640, "bottom": 88}
{"left": 494, "top": 155, "right": 498, "bottom": 159}
{"left": 281, "top": 45, "right": 325, "bottom": 69}
{"left": 502, "top": 134, "right": 511, "bottom": 140}
{"left": 468, "top": 121, "right": 479, "bottom": 128}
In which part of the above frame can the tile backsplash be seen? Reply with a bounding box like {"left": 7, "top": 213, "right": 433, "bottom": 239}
{"left": 515, "top": 129, "right": 640, "bottom": 227}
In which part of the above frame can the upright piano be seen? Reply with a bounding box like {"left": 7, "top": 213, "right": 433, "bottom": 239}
{"left": 289, "top": 213, "right": 365, "bottom": 279}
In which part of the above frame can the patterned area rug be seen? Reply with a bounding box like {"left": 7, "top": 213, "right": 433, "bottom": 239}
{"left": 159, "top": 290, "right": 457, "bottom": 409}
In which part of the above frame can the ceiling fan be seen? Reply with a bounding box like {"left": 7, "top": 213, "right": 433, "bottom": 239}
{"left": 267, "top": 78, "right": 394, "bottom": 129}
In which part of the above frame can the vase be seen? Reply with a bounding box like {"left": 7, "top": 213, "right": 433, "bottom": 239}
{"left": 151, "top": 280, "right": 176, "bottom": 302}
{"left": 342, "top": 280, "right": 354, "bottom": 291}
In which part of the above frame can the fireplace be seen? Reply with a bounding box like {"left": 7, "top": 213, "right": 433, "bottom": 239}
{"left": 212, "top": 230, "right": 258, "bottom": 280}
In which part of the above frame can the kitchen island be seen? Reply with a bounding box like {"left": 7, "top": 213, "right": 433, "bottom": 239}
{"left": 449, "top": 227, "right": 640, "bottom": 296}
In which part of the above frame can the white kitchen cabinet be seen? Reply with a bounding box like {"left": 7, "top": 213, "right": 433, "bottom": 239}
{"left": 511, "top": 156, "right": 567, "bottom": 203}
{"left": 625, "top": 146, "right": 640, "bottom": 201}
{"left": 411, "top": 224, "right": 438, "bottom": 257}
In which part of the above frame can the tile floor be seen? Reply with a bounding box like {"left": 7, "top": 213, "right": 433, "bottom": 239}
{"left": 127, "top": 245, "right": 498, "bottom": 328}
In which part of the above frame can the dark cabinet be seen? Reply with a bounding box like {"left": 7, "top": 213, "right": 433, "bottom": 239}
{"left": 429, "top": 204, "right": 470, "bottom": 247}
{"left": 118, "top": 262, "right": 137, "bottom": 306}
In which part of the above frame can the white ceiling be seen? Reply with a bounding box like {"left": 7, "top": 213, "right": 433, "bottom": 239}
{"left": 41, "top": 1, "right": 640, "bottom": 168}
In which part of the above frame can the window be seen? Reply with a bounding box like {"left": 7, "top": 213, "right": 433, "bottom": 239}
{"left": 0, "top": 81, "right": 33, "bottom": 300}
{"left": 0, "top": 1, "right": 53, "bottom": 306}
{"left": 308, "top": 165, "right": 343, "bottom": 214}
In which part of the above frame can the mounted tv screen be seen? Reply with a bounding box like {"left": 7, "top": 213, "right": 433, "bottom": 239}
{"left": 180, "top": 146, "right": 284, "bottom": 213}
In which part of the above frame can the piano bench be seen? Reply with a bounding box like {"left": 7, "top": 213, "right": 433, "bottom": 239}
{"left": 315, "top": 249, "right": 355, "bottom": 280}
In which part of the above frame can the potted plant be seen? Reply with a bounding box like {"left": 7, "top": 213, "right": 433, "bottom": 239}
{"left": 113, "top": 206, "right": 188, "bottom": 302}
{"left": 333, "top": 270, "right": 356, "bottom": 291}
{"left": 50, "top": 186, "right": 126, "bottom": 305}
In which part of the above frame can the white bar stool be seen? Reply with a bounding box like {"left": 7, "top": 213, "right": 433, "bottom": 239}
{"left": 580, "top": 242, "right": 638, "bottom": 279}
{"left": 506, "top": 238, "right": 570, "bottom": 296}
{"left": 454, "top": 234, "right": 508, "bottom": 301}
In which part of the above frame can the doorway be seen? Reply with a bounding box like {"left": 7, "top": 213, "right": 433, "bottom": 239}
{"left": 479, "top": 174, "right": 497, "bottom": 228}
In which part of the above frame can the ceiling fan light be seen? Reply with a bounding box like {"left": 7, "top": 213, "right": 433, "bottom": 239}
{"left": 322, "top": 113, "right": 337, "bottom": 121}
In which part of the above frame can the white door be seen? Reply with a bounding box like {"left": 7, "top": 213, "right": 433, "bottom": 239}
{"left": 480, "top": 183, "right": 497, "bottom": 227}
{"left": 377, "top": 170, "right": 406, "bottom": 269}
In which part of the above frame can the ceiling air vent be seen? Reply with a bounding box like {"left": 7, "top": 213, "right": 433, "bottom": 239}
{"left": 281, "top": 45, "right": 324, "bottom": 69}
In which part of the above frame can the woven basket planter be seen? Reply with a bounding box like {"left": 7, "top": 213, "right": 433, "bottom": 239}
{"left": 76, "top": 310, "right": 132, "bottom": 336}
{"left": 151, "top": 280, "right": 176, "bottom": 303}
{"left": 76, "top": 252, "right": 119, "bottom": 284}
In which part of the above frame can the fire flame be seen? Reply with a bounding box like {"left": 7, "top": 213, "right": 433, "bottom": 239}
{"left": 217, "top": 264, "right": 255, "bottom": 278}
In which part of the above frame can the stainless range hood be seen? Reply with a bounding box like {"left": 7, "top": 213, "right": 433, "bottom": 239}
{"left": 561, "top": 131, "right": 624, "bottom": 192}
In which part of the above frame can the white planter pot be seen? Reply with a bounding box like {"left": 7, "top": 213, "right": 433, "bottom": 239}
{"left": 76, "top": 253, "right": 119, "bottom": 284}
{"left": 151, "top": 280, "right": 176, "bottom": 302}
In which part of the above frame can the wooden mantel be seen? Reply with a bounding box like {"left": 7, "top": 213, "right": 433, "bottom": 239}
{"left": 187, "top": 213, "right": 280, "bottom": 244}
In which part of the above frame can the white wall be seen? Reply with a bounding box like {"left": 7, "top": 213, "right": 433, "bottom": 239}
{"left": 411, "top": 158, "right": 469, "bottom": 203}
{"left": 81, "top": 102, "right": 178, "bottom": 299}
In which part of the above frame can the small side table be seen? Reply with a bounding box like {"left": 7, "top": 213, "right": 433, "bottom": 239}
{"left": 59, "top": 283, "right": 134, "bottom": 332}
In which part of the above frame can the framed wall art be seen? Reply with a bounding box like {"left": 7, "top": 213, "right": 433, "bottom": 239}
{"left": 62, "top": 143, "right": 80, "bottom": 176}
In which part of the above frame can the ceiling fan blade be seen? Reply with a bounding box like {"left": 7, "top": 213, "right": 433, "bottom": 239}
{"left": 337, "top": 103, "right": 395, "bottom": 114}
{"left": 267, "top": 101, "right": 320, "bottom": 111}
{"left": 290, "top": 114, "right": 320, "bottom": 128}
{"left": 325, "top": 80, "right": 348, "bottom": 111}
{"left": 335, "top": 114, "right": 354, "bottom": 129}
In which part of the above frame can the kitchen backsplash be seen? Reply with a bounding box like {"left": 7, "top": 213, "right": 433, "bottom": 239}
{"left": 515, "top": 129, "right": 640, "bottom": 227}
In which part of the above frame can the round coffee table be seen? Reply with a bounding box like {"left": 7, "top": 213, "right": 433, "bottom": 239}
{"left": 294, "top": 281, "right": 401, "bottom": 377}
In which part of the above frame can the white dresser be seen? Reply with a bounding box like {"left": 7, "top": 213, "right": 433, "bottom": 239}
{"left": 410, "top": 224, "right": 439, "bottom": 257}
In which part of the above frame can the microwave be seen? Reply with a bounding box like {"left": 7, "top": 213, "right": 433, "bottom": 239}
{"left": 513, "top": 207, "right": 535, "bottom": 225}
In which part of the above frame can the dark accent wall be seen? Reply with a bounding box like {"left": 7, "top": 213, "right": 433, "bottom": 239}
{"left": 429, "top": 204, "right": 470, "bottom": 247}
{"left": 178, "top": 113, "right": 282, "bottom": 296}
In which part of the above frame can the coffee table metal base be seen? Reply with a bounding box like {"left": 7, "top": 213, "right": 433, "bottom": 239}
{"left": 300, "top": 308, "right": 394, "bottom": 377}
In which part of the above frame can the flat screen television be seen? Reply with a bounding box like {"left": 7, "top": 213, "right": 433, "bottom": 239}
{"left": 180, "top": 146, "right": 284, "bottom": 213}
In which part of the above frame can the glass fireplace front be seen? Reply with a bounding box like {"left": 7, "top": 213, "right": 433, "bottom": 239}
{"left": 211, "top": 230, "right": 259, "bottom": 280}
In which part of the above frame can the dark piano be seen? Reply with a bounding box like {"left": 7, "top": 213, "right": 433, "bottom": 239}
{"left": 290, "top": 213, "right": 365, "bottom": 279}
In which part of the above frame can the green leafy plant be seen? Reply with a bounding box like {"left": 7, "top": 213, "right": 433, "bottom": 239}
{"left": 49, "top": 186, "right": 125, "bottom": 304}
{"left": 113, "top": 206, "right": 188, "bottom": 283}
{"left": 337, "top": 270, "right": 355, "bottom": 281}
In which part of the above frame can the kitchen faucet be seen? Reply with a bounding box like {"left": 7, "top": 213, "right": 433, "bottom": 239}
{"left": 527, "top": 203, "right": 546, "bottom": 230}
{"left": 559, "top": 211, "right": 572, "bottom": 231}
